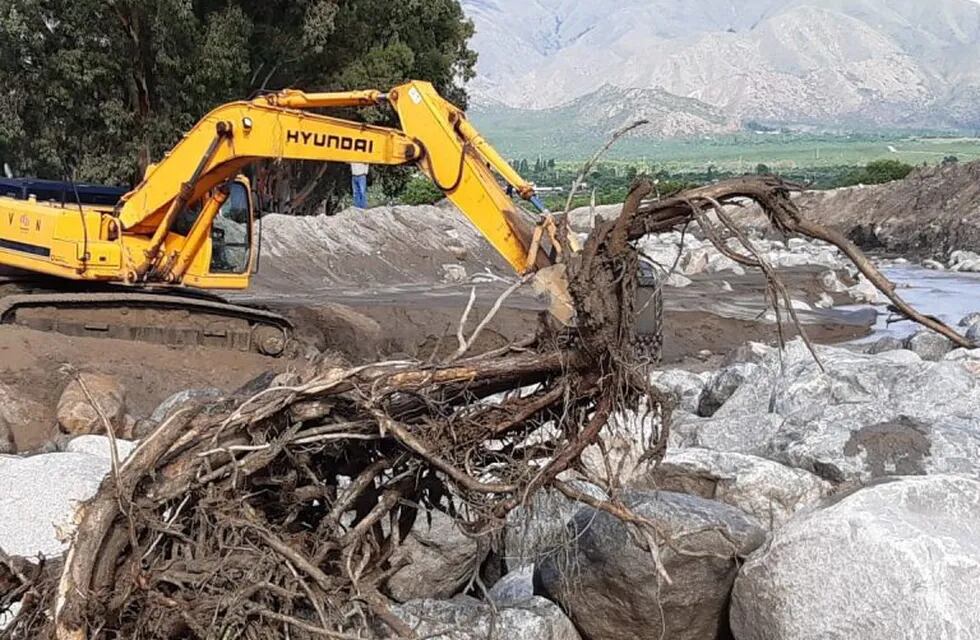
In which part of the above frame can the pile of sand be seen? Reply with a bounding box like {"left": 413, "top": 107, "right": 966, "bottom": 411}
{"left": 254, "top": 202, "right": 511, "bottom": 295}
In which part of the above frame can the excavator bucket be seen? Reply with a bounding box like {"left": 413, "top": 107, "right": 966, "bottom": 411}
{"left": 531, "top": 264, "right": 576, "bottom": 326}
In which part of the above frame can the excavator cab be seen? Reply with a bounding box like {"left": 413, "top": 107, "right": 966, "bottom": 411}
{"left": 179, "top": 176, "right": 257, "bottom": 289}
{"left": 209, "top": 180, "right": 253, "bottom": 275}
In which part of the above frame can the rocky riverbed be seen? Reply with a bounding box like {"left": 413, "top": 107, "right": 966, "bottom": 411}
{"left": 4, "top": 310, "right": 979, "bottom": 637}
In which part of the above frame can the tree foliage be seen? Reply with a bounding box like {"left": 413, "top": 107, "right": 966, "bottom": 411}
{"left": 839, "top": 159, "right": 914, "bottom": 187}
{"left": 0, "top": 0, "right": 476, "bottom": 213}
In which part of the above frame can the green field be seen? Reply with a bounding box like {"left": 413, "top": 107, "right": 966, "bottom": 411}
{"left": 619, "top": 134, "right": 980, "bottom": 172}
{"left": 472, "top": 106, "right": 980, "bottom": 173}
{"left": 471, "top": 125, "right": 980, "bottom": 172}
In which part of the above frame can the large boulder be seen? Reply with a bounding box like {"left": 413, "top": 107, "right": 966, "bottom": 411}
{"left": 388, "top": 597, "right": 580, "bottom": 640}
{"left": 770, "top": 409, "right": 980, "bottom": 484}
{"left": 0, "top": 452, "right": 110, "bottom": 557}
{"left": 728, "top": 341, "right": 980, "bottom": 482}
{"left": 57, "top": 373, "right": 127, "bottom": 436}
{"left": 638, "top": 448, "right": 832, "bottom": 529}
{"left": 387, "top": 510, "right": 480, "bottom": 603}
{"left": 731, "top": 475, "right": 980, "bottom": 640}
{"left": 536, "top": 490, "right": 766, "bottom": 640}
{"left": 582, "top": 404, "right": 665, "bottom": 484}
{"left": 699, "top": 340, "right": 980, "bottom": 483}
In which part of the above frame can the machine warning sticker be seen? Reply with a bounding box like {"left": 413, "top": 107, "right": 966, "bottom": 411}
{"left": 408, "top": 87, "right": 423, "bottom": 105}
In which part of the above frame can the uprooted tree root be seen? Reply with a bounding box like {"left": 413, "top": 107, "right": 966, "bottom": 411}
{"left": 2, "top": 177, "right": 973, "bottom": 639}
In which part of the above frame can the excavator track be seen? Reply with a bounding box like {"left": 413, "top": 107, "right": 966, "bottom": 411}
{"left": 0, "top": 280, "right": 293, "bottom": 356}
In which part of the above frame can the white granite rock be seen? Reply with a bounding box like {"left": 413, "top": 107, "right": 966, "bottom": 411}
{"left": 731, "top": 475, "right": 980, "bottom": 640}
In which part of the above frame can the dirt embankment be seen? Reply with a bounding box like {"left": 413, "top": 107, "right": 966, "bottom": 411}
{"left": 759, "top": 160, "right": 980, "bottom": 258}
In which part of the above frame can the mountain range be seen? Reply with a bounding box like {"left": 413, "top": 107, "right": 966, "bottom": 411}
{"left": 462, "top": 0, "right": 980, "bottom": 136}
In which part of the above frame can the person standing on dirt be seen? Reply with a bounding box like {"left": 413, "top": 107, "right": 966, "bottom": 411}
{"left": 350, "top": 162, "right": 369, "bottom": 208}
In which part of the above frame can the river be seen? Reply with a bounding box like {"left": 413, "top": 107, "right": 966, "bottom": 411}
{"left": 853, "top": 265, "right": 980, "bottom": 341}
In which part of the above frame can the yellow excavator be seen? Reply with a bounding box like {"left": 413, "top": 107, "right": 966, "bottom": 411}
{"left": 0, "top": 80, "right": 660, "bottom": 356}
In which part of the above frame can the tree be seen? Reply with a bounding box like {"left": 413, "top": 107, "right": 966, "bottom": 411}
{"left": 0, "top": 0, "right": 477, "bottom": 214}
{"left": 755, "top": 163, "right": 771, "bottom": 175}
{"left": 862, "top": 159, "right": 914, "bottom": 184}
{"left": 399, "top": 172, "right": 445, "bottom": 206}
{"left": 837, "top": 159, "right": 914, "bottom": 187}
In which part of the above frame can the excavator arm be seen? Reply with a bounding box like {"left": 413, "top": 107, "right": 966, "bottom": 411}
{"left": 117, "top": 80, "right": 554, "bottom": 281}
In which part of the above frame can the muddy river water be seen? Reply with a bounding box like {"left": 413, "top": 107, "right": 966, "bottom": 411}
{"left": 854, "top": 265, "right": 980, "bottom": 341}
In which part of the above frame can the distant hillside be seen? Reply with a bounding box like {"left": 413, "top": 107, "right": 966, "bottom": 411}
{"left": 471, "top": 84, "right": 737, "bottom": 155}
{"left": 462, "top": 0, "right": 980, "bottom": 131}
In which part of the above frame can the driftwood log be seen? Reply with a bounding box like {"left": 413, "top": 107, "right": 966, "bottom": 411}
{"left": 1, "top": 176, "right": 972, "bottom": 639}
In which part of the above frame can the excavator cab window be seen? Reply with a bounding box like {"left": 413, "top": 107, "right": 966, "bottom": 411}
{"left": 209, "top": 181, "right": 252, "bottom": 274}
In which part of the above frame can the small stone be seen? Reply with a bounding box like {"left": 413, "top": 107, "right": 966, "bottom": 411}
{"left": 922, "top": 259, "right": 945, "bottom": 270}
{"left": 968, "top": 324, "right": 980, "bottom": 344}
{"left": 442, "top": 263, "right": 467, "bottom": 283}
{"left": 489, "top": 565, "right": 535, "bottom": 602}
{"left": 665, "top": 272, "right": 692, "bottom": 288}
{"left": 0, "top": 418, "right": 14, "bottom": 454}
{"left": 815, "top": 292, "right": 834, "bottom": 309}
{"left": 959, "top": 312, "right": 980, "bottom": 328}
{"left": 904, "top": 330, "right": 953, "bottom": 362}
{"left": 789, "top": 299, "right": 811, "bottom": 311}
{"left": 819, "top": 270, "right": 848, "bottom": 293}
{"left": 847, "top": 276, "right": 881, "bottom": 304}
{"left": 867, "top": 336, "right": 904, "bottom": 355}
{"left": 150, "top": 388, "right": 224, "bottom": 425}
